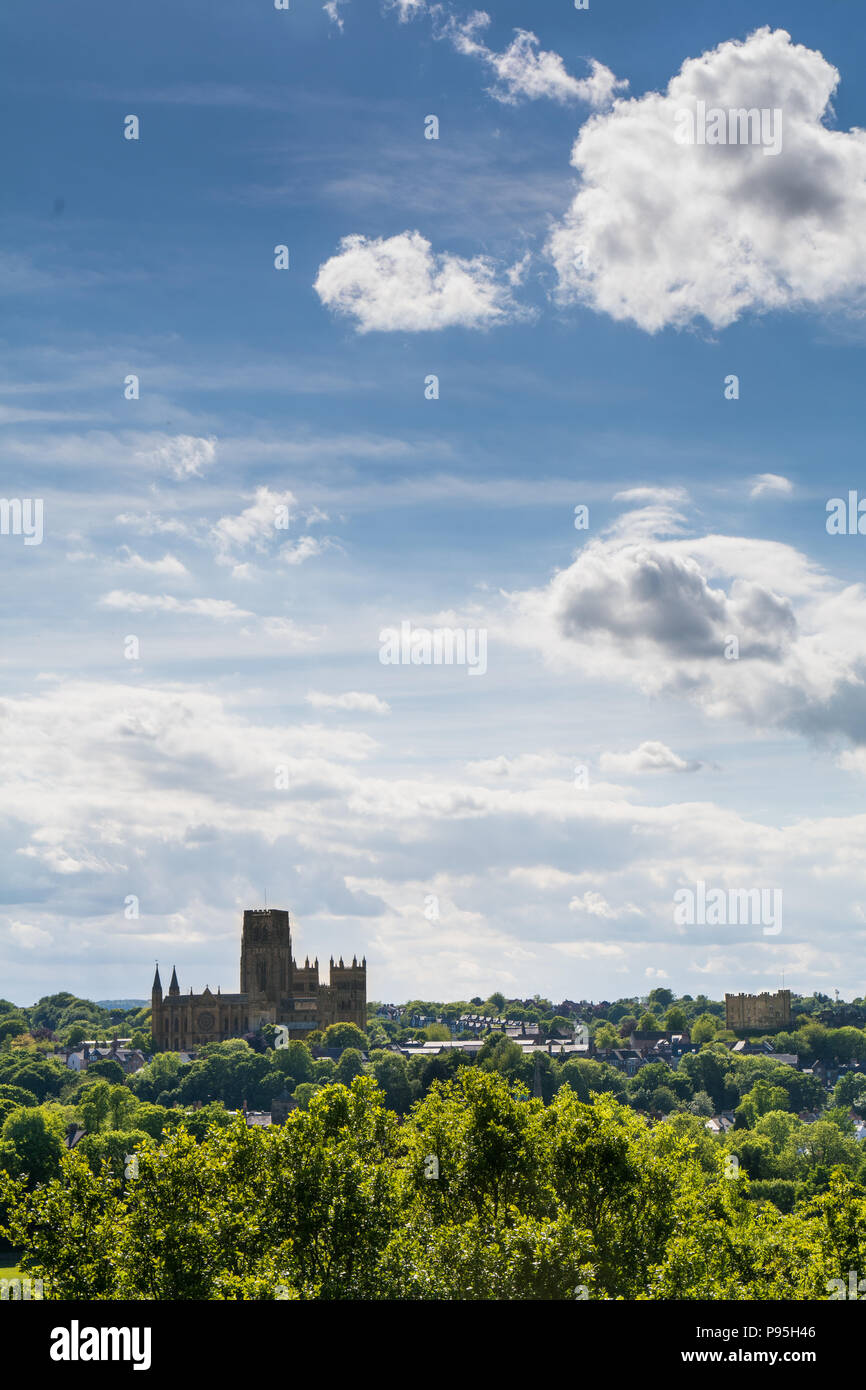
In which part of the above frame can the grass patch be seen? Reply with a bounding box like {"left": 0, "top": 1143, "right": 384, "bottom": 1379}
{"left": 0, "top": 1251, "right": 22, "bottom": 1279}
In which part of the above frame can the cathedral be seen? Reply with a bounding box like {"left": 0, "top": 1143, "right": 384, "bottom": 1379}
{"left": 150, "top": 907, "right": 366, "bottom": 1051}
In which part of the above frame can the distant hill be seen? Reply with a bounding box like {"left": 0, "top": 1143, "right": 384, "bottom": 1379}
{"left": 95, "top": 999, "right": 147, "bottom": 1010}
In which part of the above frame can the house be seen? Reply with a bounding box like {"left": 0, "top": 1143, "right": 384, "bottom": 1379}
{"left": 65, "top": 1044, "right": 147, "bottom": 1075}
{"left": 375, "top": 1004, "right": 401, "bottom": 1020}
{"left": 705, "top": 1112, "right": 736, "bottom": 1136}
{"left": 607, "top": 1048, "right": 644, "bottom": 1077}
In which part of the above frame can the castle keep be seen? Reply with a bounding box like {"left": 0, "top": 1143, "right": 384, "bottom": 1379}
{"left": 150, "top": 908, "right": 366, "bottom": 1051}
{"left": 725, "top": 989, "right": 792, "bottom": 1032}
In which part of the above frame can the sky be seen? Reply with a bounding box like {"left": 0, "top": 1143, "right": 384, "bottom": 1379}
{"left": 3, "top": 0, "right": 866, "bottom": 1007}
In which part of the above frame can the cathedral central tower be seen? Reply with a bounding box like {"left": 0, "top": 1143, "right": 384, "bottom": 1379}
{"left": 240, "top": 907, "right": 292, "bottom": 1008}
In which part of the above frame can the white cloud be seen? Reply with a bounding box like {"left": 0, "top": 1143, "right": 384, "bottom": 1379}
{"left": 8, "top": 920, "right": 52, "bottom": 949}
{"left": 313, "top": 231, "right": 523, "bottom": 332}
{"left": 548, "top": 28, "right": 866, "bottom": 331}
{"left": 569, "top": 890, "right": 618, "bottom": 919}
{"left": 440, "top": 15, "right": 626, "bottom": 108}
{"left": 117, "top": 549, "right": 190, "bottom": 578}
{"left": 99, "top": 591, "right": 252, "bottom": 621}
{"left": 599, "top": 741, "right": 700, "bottom": 775}
{"left": 568, "top": 891, "right": 643, "bottom": 920}
{"left": 210, "top": 487, "right": 297, "bottom": 567}
{"left": 116, "top": 511, "right": 191, "bottom": 538}
{"left": 385, "top": 0, "right": 426, "bottom": 19}
{"left": 134, "top": 434, "right": 217, "bottom": 479}
{"left": 280, "top": 536, "right": 328, "bottom": 566}
{"left": 306, "top": 691, "right": 392, "bottom": 715}
{"left": 324, "top": 0, "right": 348, "bottom": 29}
{"left": 505, "top": 496, "right": 866, "bottom": 747}
{"left": 750, "top": 472, "right": 794, "bottom": 499}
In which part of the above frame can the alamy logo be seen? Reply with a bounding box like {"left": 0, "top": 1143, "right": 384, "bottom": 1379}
{"left": 673, "top": 880, "right": 782, "bottom": 935}
{"left": 826, "top": 493, "right": 866, "bottom": 534}
{"left": 827, "top": 1271, "right": 866, "bottom": 1299}
{"left": 674, "top": 102, "right": 782, "bottom": 156}
{"left": 1, "top": 1277, "right": 43, "bottom": 1299}
{"left": 0, "top": 497, "right": 43, "bottom": 545}
{"left": 49, "top": 1321, "right": 151, "bottom": 1370}
{"left": 379, "top": 621, "right": 487, "bottom": 676}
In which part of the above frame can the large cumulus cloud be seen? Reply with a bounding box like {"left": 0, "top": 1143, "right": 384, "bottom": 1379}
{"left": 548, "top": 28, "right": 866, "bottom": 331}
{"left": 505, "top": 499, "right": 866, "bottom": 746}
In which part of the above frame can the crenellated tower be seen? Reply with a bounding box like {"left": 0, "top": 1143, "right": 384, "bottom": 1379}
{"left": 240, "top": 907, "right": 293, "bottom": 1009}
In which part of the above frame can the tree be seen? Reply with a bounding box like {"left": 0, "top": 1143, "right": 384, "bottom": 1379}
{"left": 690, "top": 1014, "right": 719, "bottom": 1044}
{"left": 593, "top": 1023, "right": 619, "bottom": 1052}
{"left": 30, "top": 994, "right": 79, "bottom": 1031}
{"left": 637, "top": 1012, "right": 662, "bottom": 1033}
{"left": 132, "top": 1103, "right": 175, "bottom": 1141}
{"left": 79, "top": 1080, "right": 112, "bottom": 1134}
{"left": 77, "top": 1129, "right": 153, "bottom": 1179}
{"left": 546, "top": 1016, "right": 572, "bottom": 1038}
{"left": 478, "top": 1036, "right": 525, "bottom": 1083}
{"left": 0, "top": 1085, "right": 38, "bottom": 1109}
{"left": 334, "top": 1049, "right": 365, "bottom": 1086}
{"left": 177, "top": 1103, "right": 234, "bottom": 1143}
{"left": 650, "top": 1086, "right": 678, "bottom": 1115}
{"left": 86, "top": 1058, "right": 125, "bottom": 1085}
{"left": 678, "top": 1049, "right": 729, "bottom": 1111}
{"left": 663, "top": 1005, "right": 688, "bottom": 1033}
{"left": 403, "top": 1068, "right": 550, "bottom": 1227}
{"left": 735, "top": 1080, "right": 789, "bottom": 1130}
{"left": 272, "top": 1040, "right": 314, "bottom": 1084}
{"left": 754, "top": 1110, "right": 799, "bottom": 1152}
{"left": 127, "top": 1052, "right": 183, "bottom": 1104}
{"left": 322, "top": 1022, "right": 368, "bottom": 1053}
{"left": 0, "top": 1016, "right": 29, "bottom": 1043}
{"left": 832, "top": 1071, "right": 866, "bottom": 1111}
{"left": 370, "top": 1052, "right": 414, "bottom": 1114}
{"left": 0, "top": 1109, "right": 64, "bottom": 1186}
{"left": 648, "top": 988, "right": 675, "bottom": 1011}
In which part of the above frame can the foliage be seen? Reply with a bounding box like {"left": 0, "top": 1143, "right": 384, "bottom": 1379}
{"left": 3, "top": 1068, "right": 866, "bottom": 1301}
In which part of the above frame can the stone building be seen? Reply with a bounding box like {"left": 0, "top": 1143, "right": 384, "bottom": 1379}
{"left": 725, "top": 989, "right": 791, "bottom": 1032}
{"left": 150, "top": 907, "right": 366, "bottom": 1051}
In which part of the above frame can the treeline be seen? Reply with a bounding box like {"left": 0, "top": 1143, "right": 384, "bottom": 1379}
{"left": 0, "top": 992, "right": 151, "bottom": 1050}
{"left": 2, "top": 1032, "right": 865, "bottom": 1228}
{"left": 3, "top": 1071, "right": 866, "bottom": 1300}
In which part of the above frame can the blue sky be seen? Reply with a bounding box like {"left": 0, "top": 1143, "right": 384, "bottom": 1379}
{"left": 3, "top": 0, "right": 866, "bottom": 1007}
